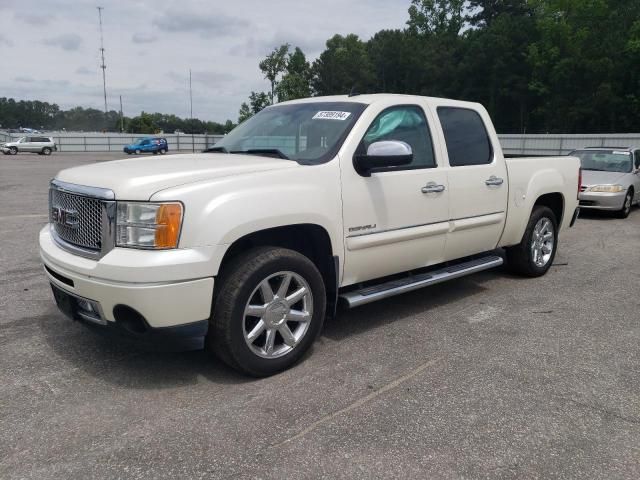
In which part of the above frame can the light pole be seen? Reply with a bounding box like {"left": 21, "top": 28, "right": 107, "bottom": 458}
{"left": 189, "top": 69, "right": 194, "bottom": 153}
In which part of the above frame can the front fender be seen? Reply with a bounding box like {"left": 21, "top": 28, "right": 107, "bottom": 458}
{"left": 150, "top": 163, "right": 344, "bottom": 270}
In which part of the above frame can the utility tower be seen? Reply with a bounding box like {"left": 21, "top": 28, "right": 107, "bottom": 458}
{"left": 97, "top": 6, "right": 108, "bottom": 114}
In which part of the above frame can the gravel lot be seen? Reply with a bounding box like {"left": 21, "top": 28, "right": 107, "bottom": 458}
{"left": 1, "top": 152, "right": 639, "bottom": 479}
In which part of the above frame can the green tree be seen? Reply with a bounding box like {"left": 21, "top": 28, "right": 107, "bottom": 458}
{"left": 126, "top": 112, "right": 159, "bottom": 133}
{"left": 238, "top": 91, "right": 271, "bottom": 123}
{"left": 311, "top": 34, "right": 374, "bottom": 95}
{"left": 259, "top": 44, "right": 290, "bottom": 104}
{"left": 407, "top": 0, "right": 466, "bottom": 37}
{"left": 276, "top": 47, "right": 312, "bottom": 101}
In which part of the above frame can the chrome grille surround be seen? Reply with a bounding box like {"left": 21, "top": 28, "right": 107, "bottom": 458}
{"left": 49, "top": 179, "right": 116, "bottom": 259}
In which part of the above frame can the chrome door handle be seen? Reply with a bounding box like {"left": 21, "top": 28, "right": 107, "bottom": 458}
{"left": 485, "top": 175, "right": 504, "bottom": 186}
{"left": 421, "top": 182, "right": 446, "bottom": 194}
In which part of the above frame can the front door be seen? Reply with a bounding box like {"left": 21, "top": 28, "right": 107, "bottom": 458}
{"left": 340, "top": 103, "right": 450, "bottom": 286}
{"left": 436, "top": 106, "right": 508, "bottom": 260}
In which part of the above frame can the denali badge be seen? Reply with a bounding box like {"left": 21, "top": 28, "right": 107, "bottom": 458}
{"left": 51, "top": 206, "right": 79, "bottom": 229}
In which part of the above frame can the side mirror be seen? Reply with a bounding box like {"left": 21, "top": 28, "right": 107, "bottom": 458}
{"left": 353, "top": 140, "right": 413, "bottom": 177}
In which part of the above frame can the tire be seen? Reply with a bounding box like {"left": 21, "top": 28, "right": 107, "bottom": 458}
{"left": 42, "top": 147, "right": 52, "bottom": 155}
{"left": 615, "top": 190, "right": 633, "bottom": 219}
{"left": 208, "top": 247, "right": 326, "bottom": 377}
{"left": 506, "top": 206, "right": 558, "bottom": 277}
{"left": 9, "top": 147, "right": 17, "bottom": 155}
{"left": 135, "top": 149, "right": 141, "bottom": 155}
{"left": 160, "top": 148, "right": 167, "bottom": 155}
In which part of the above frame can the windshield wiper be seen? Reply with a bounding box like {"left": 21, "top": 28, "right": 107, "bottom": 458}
{"left": 582, "top": 168, "right": 607, "bottom": 171}
{"left": 204, "top": 146, "right": 229, "bottom": 153}
{"left": 230, "top": 149, "right": 290, "bottom": 160}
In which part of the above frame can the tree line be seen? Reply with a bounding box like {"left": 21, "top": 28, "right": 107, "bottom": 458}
{"left": 241, "top": 0, "right": 640, "bottom": 134}
{"left": 0, "top": 97, "right": 235, "bottom": 134}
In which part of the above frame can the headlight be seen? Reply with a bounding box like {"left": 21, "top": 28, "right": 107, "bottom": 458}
{"left": 116, "top": 202, "right": 183, "bottom": 249}
{"left": 588, "top": 184, "right": 625, "bottom": 193}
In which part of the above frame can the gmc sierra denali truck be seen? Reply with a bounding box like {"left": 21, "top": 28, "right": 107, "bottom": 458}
{"left": 40, "top": 94, "right": 581, "bottom": 376}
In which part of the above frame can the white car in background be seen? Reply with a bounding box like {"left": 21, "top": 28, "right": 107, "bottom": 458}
{"left": 1, "top": 136, "right": 57, "bottom": 155}
{"left": 573, "top": 146, "right": 640, "bottom": 218}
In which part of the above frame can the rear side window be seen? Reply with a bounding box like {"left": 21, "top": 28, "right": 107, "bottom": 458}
{"left": 437, "top": 107, "right": 492, "bottom": 167}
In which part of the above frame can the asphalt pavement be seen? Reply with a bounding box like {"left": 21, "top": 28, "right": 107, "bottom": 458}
{"left": 1, "top": 152, "right": 639, "bottom": 479}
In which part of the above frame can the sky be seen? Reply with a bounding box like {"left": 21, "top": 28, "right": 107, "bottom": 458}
{"left": 0, "top": 0, "right": 411, "bottom": 122}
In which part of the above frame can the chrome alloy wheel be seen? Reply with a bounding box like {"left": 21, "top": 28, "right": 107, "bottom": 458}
{"left": 242, "top": 271, "right": 313, "bottom": 359}
{"left": 531, "top": 217, "right": 555, "bottom": 267}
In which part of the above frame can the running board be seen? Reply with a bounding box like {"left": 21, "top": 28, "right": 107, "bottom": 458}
{"left": 339, "top": 255, "right": 503, "bottom": 308}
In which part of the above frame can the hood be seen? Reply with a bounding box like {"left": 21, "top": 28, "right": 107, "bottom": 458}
{"left": 55, "top": 153, "right": 300, "bottom": 200}
{"left": 581, "top": 169, "right": 629, "bottom": 187}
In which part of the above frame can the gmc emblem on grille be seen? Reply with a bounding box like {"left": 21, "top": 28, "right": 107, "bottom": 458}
{"left": 51, "top": 206, "right": 79, "bottom": 229}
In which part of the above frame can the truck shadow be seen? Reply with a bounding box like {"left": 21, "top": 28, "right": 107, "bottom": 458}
{"left": 323, "top": 272, "right": 496, "bottom": 341}
{"left": 37, "top": 270, "right": 502, "bottom": 388}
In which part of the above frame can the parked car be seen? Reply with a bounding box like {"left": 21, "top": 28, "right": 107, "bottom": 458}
{"left": 1, "top": 136, "right": 57, "bottom": 155}
{"left": 571, "top": 146, "right": 640, "bottom": 218}
{"left": 123, "top": 137, "right": 168, "bottom": 155}
{"left": 40, "top": 94, "right": 580, "bottom": 376}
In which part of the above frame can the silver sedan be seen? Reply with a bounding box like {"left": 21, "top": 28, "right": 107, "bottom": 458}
{"left": 573, "top": 147, "right": 640, "bottom": 218}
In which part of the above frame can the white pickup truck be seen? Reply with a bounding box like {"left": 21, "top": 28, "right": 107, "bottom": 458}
{"left": 40, "top": 94, "right": 580, "bottom": 376}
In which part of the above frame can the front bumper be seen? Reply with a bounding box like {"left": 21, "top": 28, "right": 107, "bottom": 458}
{"left": 49, "top": 282, "right": 208, "bottom": 350}
{"left": 578, "top": 191, "right": 626, "bottom": 210}
{"left": 40, "top": 226, "right": 217, "bottom": 347}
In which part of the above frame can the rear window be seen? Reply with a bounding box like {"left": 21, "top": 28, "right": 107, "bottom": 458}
{"left": 437, "top": 107, "right": 492, "bottom": 167}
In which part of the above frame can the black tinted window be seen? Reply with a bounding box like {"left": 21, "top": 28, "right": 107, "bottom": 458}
{"left": 437, "top": 107, "right": 492, "bottom": 166}
{"left": 361, "top": 105, "right": 435, "bottom": 169}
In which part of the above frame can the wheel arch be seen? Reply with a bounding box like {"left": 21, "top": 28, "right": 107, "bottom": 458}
{"left": 533, "top": 192, "right": 564, "bottom": 226}
{"left": 217, "top": 224, "right": 339, "bottom": 318}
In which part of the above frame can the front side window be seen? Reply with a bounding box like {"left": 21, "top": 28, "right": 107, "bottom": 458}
{"left": 212, "top": 102, "right": 367, "bottom": 164}
{"left": 359, "top": 105, "right": 436, "bottom": 170}
{"left": 437, "top": 107, "right": 492, "bottom": 167}
{"left": 571, "top": 150, "right": 633, "bottom": 173}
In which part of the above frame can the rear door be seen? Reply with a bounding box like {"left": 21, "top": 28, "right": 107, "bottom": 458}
{"left": 437, "top": 106, "right": 508, "bottom": 260}
{"left": 24, "top": 137, "right": 38, "bottom": 152}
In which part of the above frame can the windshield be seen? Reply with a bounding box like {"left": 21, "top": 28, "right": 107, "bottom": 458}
{"left": 572, "top": 150, "right": 633, "bottom": 173}
{"left": 211, "top": 102, "right": 367, "bottom": 164}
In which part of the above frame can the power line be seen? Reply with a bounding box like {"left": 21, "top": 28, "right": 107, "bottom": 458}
{"left": 97, "top": 6, "right": 107, "bottom": 115}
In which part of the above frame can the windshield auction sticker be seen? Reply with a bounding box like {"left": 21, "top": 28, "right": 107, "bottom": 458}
{"left": 312, "top": 111, "right": 352, "bottom": 120}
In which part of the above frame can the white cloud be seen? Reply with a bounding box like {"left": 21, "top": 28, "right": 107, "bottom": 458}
{"left": 132, "top": 32, "right": 157, "bottom": 44}
{"left": 0, "top": 0, "right": 412, "bottom": 121}
{"left": 42, "top": 33, "right": 83, "bottom": 51}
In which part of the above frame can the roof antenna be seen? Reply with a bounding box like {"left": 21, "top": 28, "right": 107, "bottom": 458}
{"left": 348, "top": 86, "right": 359, "bottom": 97}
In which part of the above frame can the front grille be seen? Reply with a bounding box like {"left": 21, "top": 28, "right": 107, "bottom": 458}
{"left": 50, "top": 189, "right": 103, "bottom": 250}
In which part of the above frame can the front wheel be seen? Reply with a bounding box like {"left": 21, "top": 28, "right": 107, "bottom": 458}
{"left": 9, "top": 147, "right": 17, "bottom": 155}
{"left": 616, "top": 190, "right": 633, "bottom": 219}
{"left": 506, "top": 206, "right": 558, "bottom": 277}
{"left": 42, "top": 147, "right": 52, "bottom": 155}
{"left": 135, "top": 149, "right": 141, "bottom": 155}
{"left": 208, "top": 247, "right": 326, "bottom": 377}
{"left": 160, "top": 148, "right": 167, "bottom": 154}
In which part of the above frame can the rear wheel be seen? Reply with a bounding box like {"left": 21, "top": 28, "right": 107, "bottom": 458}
{"left": 42, "top": 147, "right": 52, "bottom": 155}
{"left": 208, "top": 247, "right": 326, "bottom": 377}
{"left": 135, "top": 149, "right": 141, "bottom": 155}
{"left": 616, "top": 190, "right": 633, "bottom": 219}
{"left": 160, "top": 148, "right": 167, "bottom": 154}
{"left": 506, "top": 206, "right": 558, "bottom": 277}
